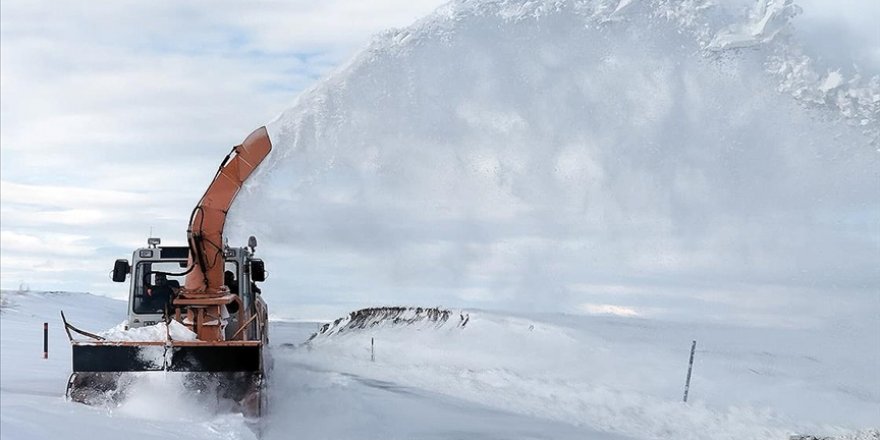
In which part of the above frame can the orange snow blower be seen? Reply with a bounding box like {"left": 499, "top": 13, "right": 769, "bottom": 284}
{"left": 62, "top": 127, "right": 273, "bottom": 417}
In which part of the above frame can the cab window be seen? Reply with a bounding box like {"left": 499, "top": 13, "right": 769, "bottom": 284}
{"left": 132, "top": 261, "right": 185, "bottom": 314}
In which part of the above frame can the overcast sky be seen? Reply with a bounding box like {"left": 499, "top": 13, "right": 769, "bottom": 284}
{"left": 1, "top": 0, "right": 877, "bottom": 323}
{"left": 0, "top": 0, "right": 445, "bottom": 295}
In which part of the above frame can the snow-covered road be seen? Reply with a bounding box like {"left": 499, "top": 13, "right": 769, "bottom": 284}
{"left": 1, "top": 291, "right": 877, "bottom": 439}
{"left": 0, "top": 292, "right": 625, "bottom": 439}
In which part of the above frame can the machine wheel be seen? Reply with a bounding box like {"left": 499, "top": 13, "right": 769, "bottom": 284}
{"left": 239, "top": 372, "right": 266, "bottom": 418}
{"left": 66, "top": 372, "right": 129, "bottom": 406}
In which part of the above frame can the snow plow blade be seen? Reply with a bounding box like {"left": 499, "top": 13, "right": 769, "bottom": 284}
{"left": 71, "top": 342, "right": 262, "bottom": 372}
{"left": 65, "top": 340, "right": 267, "bottom": 417}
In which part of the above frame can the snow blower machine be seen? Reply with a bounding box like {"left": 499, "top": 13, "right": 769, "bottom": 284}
{"left": 61, "top": 127, "right": 273, "bottom": 417}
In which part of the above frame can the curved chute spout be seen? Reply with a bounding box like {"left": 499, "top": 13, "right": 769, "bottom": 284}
{"left": 184, "top": 127, "right": 272, "bottom": 294}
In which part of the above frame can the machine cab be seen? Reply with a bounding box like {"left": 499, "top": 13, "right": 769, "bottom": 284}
{"left": 112, "top": 237, "right": 266, "bottom": 337}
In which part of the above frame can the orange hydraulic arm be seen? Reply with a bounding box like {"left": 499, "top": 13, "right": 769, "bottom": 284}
{"left": 184, "top": 126, "right": 272, "bottom": 294}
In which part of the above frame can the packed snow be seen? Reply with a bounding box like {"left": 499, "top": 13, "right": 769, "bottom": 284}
{"left": 98, "top": 320, "right": 198, "bottom": 342}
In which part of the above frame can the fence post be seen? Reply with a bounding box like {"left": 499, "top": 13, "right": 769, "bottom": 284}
{"left": 371, "top": 337, "right": 375, "bottom": 362}
{"left": 43, "top": 322, "right": 48, "bottom": 359}
{"left": 683, "top": 340, "right": 696, "bottom": 402}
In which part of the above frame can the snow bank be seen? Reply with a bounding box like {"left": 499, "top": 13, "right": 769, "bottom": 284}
{"left": 0, "top": 290, "right": 13, "bottom": 312}
{"left": 792, "top": 432, "right": 880, "bottom": 440}
{"left": 285, "top": 308, "right": 880, "bottom": 440}
{"left": 834, "top": 430, "right": 880, "bottom": 440}
{"left": 308, "top": 307, "right": 468, "bottom": 340}
{"left": 99, "top": 320, "right": 198, "bottom": 342}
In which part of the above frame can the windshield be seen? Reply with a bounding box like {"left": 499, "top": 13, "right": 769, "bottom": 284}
{"left": 132, "top": 261, "right": 186, "bottom": 314}
{"left": 132, "top": 260, "right": 240, "bottom": 315}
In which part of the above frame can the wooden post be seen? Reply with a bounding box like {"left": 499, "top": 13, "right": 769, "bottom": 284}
{"left": 371, "top": 337, "right": 375, "bottom": 362}
{"left": 683, "top": 340, "right": 696, "bottom": 402}
{"left": 43, "top": 322, "right": 48, "bottom": 359}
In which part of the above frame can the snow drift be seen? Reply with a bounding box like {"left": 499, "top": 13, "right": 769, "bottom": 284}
{"left": 308, "top": 306, "right": 468, "bottom": 341}
{"left": 98, "top": 320, "right": 198, "bottom": 342}
{"left": 284, "top": 307, "right": 880, "bottom": 439}
{"left": 229, "top": 0, "right": 879, "bottom": 325}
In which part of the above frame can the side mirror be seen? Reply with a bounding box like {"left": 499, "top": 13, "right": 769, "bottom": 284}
{"left": 112, "top": 259, "right": 130, "bottom": 282}
{"left": 248, "top": 235, "right": 258, "bottom": 250}
{"left": 250, "top": 259, "right": 266, "bottom": 282}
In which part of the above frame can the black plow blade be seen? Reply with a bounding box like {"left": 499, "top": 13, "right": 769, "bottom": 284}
{"left": 71, "top": 344, "right": 261, "bottom": 372}
{"left": 66, "top": 343, "right": 266, "bottom": 417}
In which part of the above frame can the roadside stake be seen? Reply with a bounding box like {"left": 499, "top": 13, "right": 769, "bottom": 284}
{"left": 683, "top": 340, "right": 696, "bottom": 402}
{"left": 43, "top": 322, "right": 48, "bottom": 359}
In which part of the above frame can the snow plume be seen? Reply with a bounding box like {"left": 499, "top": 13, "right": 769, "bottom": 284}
{"left": 228, "top": 0, "right": 879, "bottom": 325}
{"left": 706, "top": 0, "right": 801, "bottom": 50}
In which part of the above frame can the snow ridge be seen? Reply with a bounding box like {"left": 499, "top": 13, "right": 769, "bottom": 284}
{"left": 308, "top": 307, "right": 469, "bottom": 341}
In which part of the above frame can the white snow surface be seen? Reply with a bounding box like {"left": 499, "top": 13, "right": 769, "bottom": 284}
{"left": 98, "top": 320, "right": 198, "bottom": 342}
{"left": 1, "top": 290, "right": 878, "bottom": 439}
{"left": 298, "top": 307, "right": 880, "bottom": 440}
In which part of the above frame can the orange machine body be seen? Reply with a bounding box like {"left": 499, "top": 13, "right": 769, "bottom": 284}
{"left": 180, "top": 126, "right": 272, "bottom": 340}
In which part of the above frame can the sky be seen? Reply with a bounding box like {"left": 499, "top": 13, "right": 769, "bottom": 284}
{"left": 0, "top": 0, "right": 444, "bottom": 295}
{"left": 1, "top": 0, "right": 878, "bottom": 323}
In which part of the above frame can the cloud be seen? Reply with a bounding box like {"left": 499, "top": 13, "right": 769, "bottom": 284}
{"left": 1, "top": 181, "right": 147, "bottom": 208}
{"left": 0, "top": 231, "right": 95, "bottom": 257}
{"left": 0, "top": 0, "right": 444, "bottom": 295}
{"left": 0, "top": 0, "right": 446, "bottom": 187}
{"left": 578, "top": 303, "right": 641, "bottom": 317}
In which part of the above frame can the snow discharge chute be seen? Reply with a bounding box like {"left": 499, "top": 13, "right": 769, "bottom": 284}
{"left": 186, "top": 127, "right": 273, "bottom": 295}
